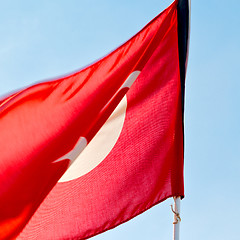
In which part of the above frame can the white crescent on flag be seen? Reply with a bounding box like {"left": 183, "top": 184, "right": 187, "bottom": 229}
{"left": 58, "top": 70, "right": 140, "bottom": 182}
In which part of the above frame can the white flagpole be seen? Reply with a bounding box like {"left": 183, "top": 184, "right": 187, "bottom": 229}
{"left": 172, "top": 196, "right": 181, "bottom": 240}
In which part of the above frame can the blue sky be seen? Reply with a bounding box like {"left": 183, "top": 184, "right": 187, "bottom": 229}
{"left": 1, "top": 0, "right": 240, "bottom": 239}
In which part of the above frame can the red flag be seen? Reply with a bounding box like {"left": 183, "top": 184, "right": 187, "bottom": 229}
{"left": 0, "top": 0, "right": 189, "bottom": 239}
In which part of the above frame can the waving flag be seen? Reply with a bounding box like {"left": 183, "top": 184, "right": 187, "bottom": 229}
{"left": 0, "top": 0, "right": 189, "bottom": 239}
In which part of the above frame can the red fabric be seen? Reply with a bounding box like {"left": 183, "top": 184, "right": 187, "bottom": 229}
{"left": 0, "top": 1, "right": 184, "bottom": 239}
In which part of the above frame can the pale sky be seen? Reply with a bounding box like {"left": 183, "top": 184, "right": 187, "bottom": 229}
{"left": 0, "top": 0, "right": 239, "bottom": 239}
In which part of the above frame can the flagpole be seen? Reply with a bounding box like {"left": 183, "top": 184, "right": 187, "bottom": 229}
{"left": 172, "top": 196, "right": 181, "bottom": 240}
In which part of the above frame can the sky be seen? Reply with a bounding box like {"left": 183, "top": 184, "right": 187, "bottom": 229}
{"left": 0, "top": 0, "right": 240, "bottom": 239}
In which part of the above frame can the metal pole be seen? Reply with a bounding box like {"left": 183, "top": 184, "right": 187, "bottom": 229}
{"left": 172, "top": 197, "right": 181, "bottom": 240}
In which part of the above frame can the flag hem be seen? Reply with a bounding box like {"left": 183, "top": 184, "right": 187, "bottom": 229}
{"left": 82, "top": 193, "right": 183, "bottom": 240}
